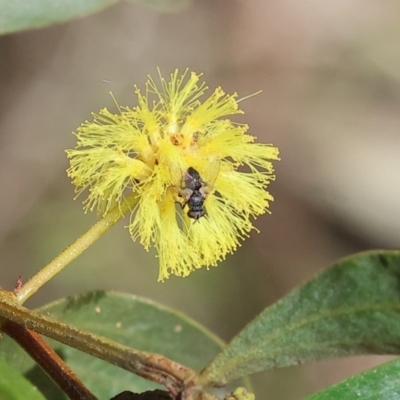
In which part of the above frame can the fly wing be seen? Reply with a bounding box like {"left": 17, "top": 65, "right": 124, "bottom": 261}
{"left": 200, "top": 157, "right": 221, "bottom": 197}
{"left": 169, "top": 162, "right": 192, "bottom": 203}
{"left": 169, "top": 162, "right": 184, "bottom": 189}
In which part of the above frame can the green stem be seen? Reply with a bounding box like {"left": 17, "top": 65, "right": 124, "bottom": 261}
{"left": 17, "top": 193, "right": 138, "bottom": 304}
{"left": 0, "top": 295, "right": 194, "bottom": 394}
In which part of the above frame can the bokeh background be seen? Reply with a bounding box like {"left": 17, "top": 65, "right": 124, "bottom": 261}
{"left": 1, "top": 1, "right": 399, "bottom": 398}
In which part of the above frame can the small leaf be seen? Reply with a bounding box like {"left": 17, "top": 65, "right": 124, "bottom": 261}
{"left": 0, "top": 291, "right": 226, "bottom": 399}
{"left": 224, "top": 387, "right": 255, "bottom": 400}
{"left": 0, "top": 358, "right": 46, "bottom": 400}
{"left": 0, "top": 0, "right": 118, "bottom": 35}
{"left": 305, "top": 357, "right": 400, "bottom": 400}
{"left": 200, "top": 250, "right": 400, "bottom": 385}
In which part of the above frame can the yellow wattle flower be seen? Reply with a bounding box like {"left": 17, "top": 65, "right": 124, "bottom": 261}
{"left": 66, "top": 70, "right": 280, "bottom": 281}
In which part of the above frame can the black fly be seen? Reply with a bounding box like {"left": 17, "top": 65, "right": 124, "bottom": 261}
{"left": 170, "top": 159, "right": 220, "bottom": 221}
{"left": 183, "top": 167, "right": 207, "bottom": 220}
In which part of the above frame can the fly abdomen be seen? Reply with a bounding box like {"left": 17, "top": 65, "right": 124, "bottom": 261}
{"left": 187, "top": 190, "right": 206, "bottom": 220}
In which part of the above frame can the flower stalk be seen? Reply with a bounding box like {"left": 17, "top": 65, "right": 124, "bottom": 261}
{"left": 16, "top": 192, "right": 138, "bottom": 304}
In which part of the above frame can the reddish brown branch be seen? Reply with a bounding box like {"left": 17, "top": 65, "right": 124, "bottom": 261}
{"left": 2, "top": 320, "right": 98, "bottom": 400}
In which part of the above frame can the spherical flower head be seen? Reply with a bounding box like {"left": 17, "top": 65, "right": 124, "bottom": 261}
{"left": 66, "top": 70, "right": 280, "bottom": 281}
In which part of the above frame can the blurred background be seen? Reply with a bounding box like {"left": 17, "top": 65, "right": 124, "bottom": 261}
{"left": 0, "top": 0, "right": 399, "bottom": 398}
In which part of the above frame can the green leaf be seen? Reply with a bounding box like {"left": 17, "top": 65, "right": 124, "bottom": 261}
{"left": 0, "top": 358, "right": 46, "bottom": 400}
{"left": 200, "top": 250, "right": 400, "bottom": 385}
{"left": 305, "top": 357, "right": 400, "bottom": 400}
{"left": 0, "top": 0, "right": 118, "bottom": 35}
{"left": 0, "top": 0, "right": 191, "bottom": 36}
{"left": 0, "top": 291, "right": 226, "bottom": 399}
